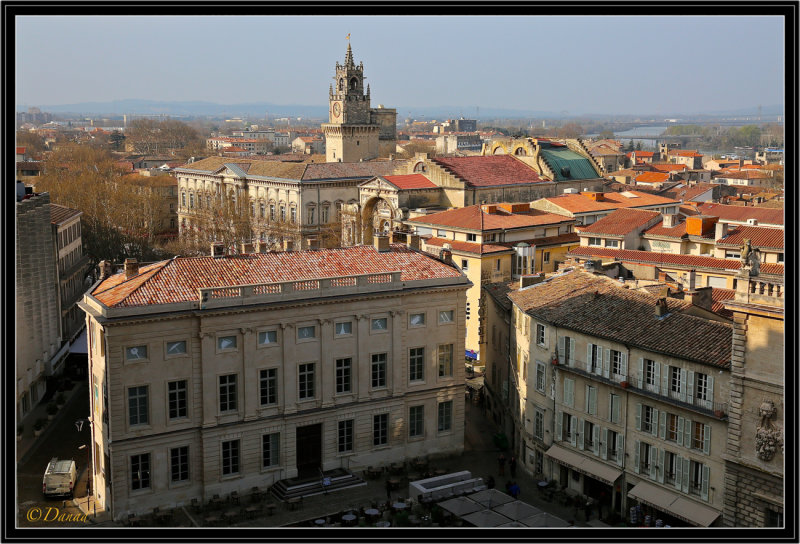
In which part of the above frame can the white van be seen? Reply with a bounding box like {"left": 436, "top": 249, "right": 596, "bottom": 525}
{"left": 42, "top": 458, "right": 77, "bottom": 499}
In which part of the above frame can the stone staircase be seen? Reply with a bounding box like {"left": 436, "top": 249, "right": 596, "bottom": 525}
{"left": 268, "top": 468, "right": 366, "bottom": 502}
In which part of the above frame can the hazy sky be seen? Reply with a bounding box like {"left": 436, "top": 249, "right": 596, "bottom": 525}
{"left": 16, "top": 15, "right": 785, "bottom": 115}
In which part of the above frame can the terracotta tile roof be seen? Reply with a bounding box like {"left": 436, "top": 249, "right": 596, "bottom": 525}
{"left": 49, "top": 203, "right": 82, "bottom": 224}
{"left": 635, "top": 172, "right": 670, "bottom": 184}
{"left": 507, "top": 269, "right": 732, "bottom": 367}
{"left": 301, "top": 161, "right": 406, "bottom": 181}
{"left": 484, "top": 280, "right": 520, "bottom": 311}
{"left": 569, "top": 245, "right": 746, "bottom": 271}
{"left": 710, "top": 288, "right": 736, "bottom": 318}
{"left": 695, "top": 203, "right": 784, "bottom": 225}
{"left": 91, "top": 245, "right": 462, "bottom": 308}
{"left": 408, "top": 205, "right": 573, "bottom": 231}
{"left": 16, "top": 146, "right": 26, "bottom": 154}
{"left": 679, "top": 204, "right": 701, "bottom": 216}
{"left": 650, "top": 163, "right": 688, "bottom": 173}
{"left": 423, "top": 237, "right": 512, "bottom": 256}
{"left": 576, "top": 208, "right": 661, "bottom": 236}
{"left": 668, "top": 150, "right": 703, "bottom": 157}
{"left": 499, "top": 232, "right": 579, "bottom": 248}
{"left": 537, "top": 191, "right": 679, "bottom": 214}
{"left": 631, "top": 151, "right": 655, "bottom": 157}
{"left": 760, "top": 262, "right": 784, "bottom": 275}
{"left": 642, "top": 220, "right": 689, "bottom": 239}
{"left": 383, "top": 174, "right": 437, "bottom": 190}
{"left": 660, "top": 183, "right": 718, "bottom": 202}
{"left": 715, "top": 170, "right": 771, "bottom": 180}
{"left": 430, "top": 155, "right": 547, "bottom": 187}
{"left": 717, "top": 225, "right": 784, "bottom": 250}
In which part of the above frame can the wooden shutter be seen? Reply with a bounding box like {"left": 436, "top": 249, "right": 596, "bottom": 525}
{"left": 601, "top": 428, "right": 608, "bottom": 459}
{"left": 651, "top": 408, "right": 659, "bottom": 436}
{"left": 543, "top": 324, "right": 548, "bottom": 349}
{"left": 658, "top": 449, "right": 665, "bottom": 483}
{"left": 675, "top": 455, "right": 683, "bottom": 490}
{"left": 585, "top": 385, "right": 591, "bottom": 416}
{"left": 556, "top": 411, "right": 563, "bottom": 441}
{"left": 620, "top": 351, "right": 628, "bottom": 378}
{"left": 649, "top": 446, "right": 657, "bottom": 480}
{"left": 677, "top": 416, "right": 684, "bottom": 445}
{"left": 586, "top": 344, "right": 593, "bottom": 373}
{"left": 653, "top": 361, "right": 661, "bottom": 394}
{"left": 569, "top": 338, "right": 575, "bottom": 367}
{"left": 661, "top": 364, "right": 670, "bottom": 396}
{"left": 707, "top": 376, "right": 714, "bottom": 408}
{"left": 570, "top": 415, "right": 577, "bottom": 447}
{"left": 558, "top": 336, "right": 565, "bottom": 363}
{"left": 589, "top": 387, "right": 597, "bottom": 416}
{"left": 633, "top": 440, "right": 640, "bottom": 473}
{"left": 635, "top": 403, "right": 642, "bottom": 431}
{"left": 603, "top": 349, "right": 610, "bottom": 379}
{"left": 613, "top": 395, "right": 620, "bottom": 424}
{"left": 686, "top": 371, "right": 694, "bottom": 405}
{"left": 616, "top": 435, "right": 624, "bottom": 467}
{"left": 701, "top": 465, "right": 710, "bottom": 501}
{"left": 703, "top": 424, "right": 711, "bottom": 455}
{"left": 578, "top": 418, "right": 585, "bottom": 450}
{"left": 684, "top": 418, "right": 692, "bottom": 449}
{"left": 568, "top": 380, "right": 575, "bottom": 407}
{"left": 593, "top": 425, "right": 600, "bottom": 456}
{"left": 659, "top": 411, "right": 667, "bottom": 439}
{"left": 637, "top": 357, "right": 644, "bottom": 388}
{"left": 681, "top": 458, "right": 690, "bottom": 493}
{"left": 679, "top": 369, "right": 687, "bottom": 402}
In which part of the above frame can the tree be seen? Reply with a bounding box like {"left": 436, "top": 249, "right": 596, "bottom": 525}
{"left": 599, "top": 130, "right": 615, "bottom": 139}
{"left": 109, "top": 130, "right": 126, "bottom": 151}
{"left": 16, "top": 130, "right": 47, "bottom": 154}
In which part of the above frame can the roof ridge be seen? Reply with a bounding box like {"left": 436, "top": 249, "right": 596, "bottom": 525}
{"left": 93, "top": 260, "right": 171, "bottom": 301}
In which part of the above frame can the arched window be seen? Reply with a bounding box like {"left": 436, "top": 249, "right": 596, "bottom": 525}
{"left": 350, "top": 77, "right": 358, "bottom": 90}
{"left": 189, "top": 193, "right": 194, "bottom": 208}
{"left": 181, "top": 192, "right": 186, "bottom": 207}
{"left": 260, "top": 202, "right": 266, "bottom": 218}
{"left": 338, "top": 78, "right": 344, "bottom": 91}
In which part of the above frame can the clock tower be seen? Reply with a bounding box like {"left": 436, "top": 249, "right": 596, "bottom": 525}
{"left": 322, "top": 42, "right": 396, "bottom": 163}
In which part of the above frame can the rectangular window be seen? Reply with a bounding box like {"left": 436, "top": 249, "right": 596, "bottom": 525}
{"left": 280, "top": 205, "right": 286, "bottom": 222}
{"left": 438, "top": 344, "right": 454, "bottom": 377}
{"left": 219, "top": 374, "right": 237, "bottom": 412}
{"left": 409, "top": 313, "right": 426, "bottom": 327}
{"left": 667, "top": 413, "right": 679, "bottom": 442}
{"left": 128, "top": 385, "right": 148, "bottom": 426}
{"left": 664, "top": 450, "right": 678, "bottom": 484}
{"left": 605, "top": 239, "right": 619, "bottom": 248}
{"left": 692, "top": 421, "right": 706, "bottom": 450}
{"left": 131, "top": 453, "right": 150, "bottom": 491}
{"left": 563, "top": 335, "right": 572, "bottom": 366}
{"left": 535, "top": 361, "right": 546, "bottom": 393}
{"left": 496, "top": 259, "right": 501, "bottom": 271}
{"left": 589, "top": 237, "right": 602, "bottom": 247}
{"left": 259, "top": 368, "right": 277, "bottom": 405}
{"left": 298, "top": 326, "right": 316, "bottom": 340}
{"left": 338, "top": 420, "right": 354, "bottom": 453}
{"left": 534, "top": 409, "right": 544, "bottom": 440}
{"left": 371, "top": 353, "right": 387, "bottom": 388}
{"left": 439, "top": 310, "right": 454, "bottom": 324}
{"left": 258, "top": 330, "right": 278, "bottom": 345}
{"left": 126, "top": 345, "right": 148, "bottom": 361}
{"left": 589, "top": 344, "right": 601, "bottom": 374}
{"left": 170, "top": 446, "right": 189, "bottom": 482}
{"left": 642, "top": 405, "right": 655, "bottom": 433}
{"left": 291, "top": 208, "right": 296, "bottom": 223}
{"left": 308, "top": 208, "right": 315, "bottom": 224}
{"left": 671, "top": 367, "right": 682, "bottom": 395}
{"left": 221, "top": 440, "right": 240, "bottom": 476}
{"left": 644, "top": 359, "right": 657, "bottom": 388}
{"left": 562, "top": 412, "right": 573, "bottom": 441}
{"left": 608, "top": 430, "right": 619, "bottom": 459}
{"left": 438, "top": 400, "right": 453, "bottom": 432}
{"left": 409, "top": 405, "right": 424, "bottom": 438}
{"left": 270, "top": 204, "right": 275, "bottom": 221}
{"left": 461, "top": 259, "right": 469, "bottom": 270}
{"left": 371, "top": 317, "right": 388, "bottom": 331}
{"left": 585, "top": 420, "right": 595, "bottom": 449}
{"left": 335, "top": 321, "right": 352, "bottom": 336}
{"left": 262, "top": 433, "right": 280, "bottom": 468}
{"left": 586, "top": 385, "right": 597, "bottom": 416}
{"left": 336, "top": 358, "right": 352, "bottom": 393}
{"left": 690, "top": 460, "right": 703, "bottom": 496}
{"left": 610, "top": 394, "right": 621, "bottom": 424}
{"left": 536, "top": 324, "right": 546, "bottom": 346}
{"left": 766, "top": 509, "right": 784, "bottom": 527}
{"left": 166, "top": 340, "right": 187, "bottom": 356}
{"left": 218, "top": 336, "right": 237, "bottom": 350}
{"left": 696, "top": 372, "right": 710, "bottom": 404}
{"left": 373, "top": 414, "right": 388, "bottom": 446}
{"left": 298, "top": 363, "right": 315, "bottom": 399}
{"left": 611, "top": 350, "right": 623, "bottom": 376}
{"left": 409, "top": 347, "right": 425, "bottom": 382}
{"left": 466, "top": 233, "right": 477, "bottom": 242}
{"left": 168, "top": 380, "right": 187, "bottom": 420}
{"left": 639, "top": 442, "right": 652, "bottom": 472}
{"left": 543, "top": 251, "right": 550, "bottom": 264}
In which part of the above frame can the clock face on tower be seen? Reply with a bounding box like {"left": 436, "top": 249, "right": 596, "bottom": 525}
{"left": 332, "top": 102, "right": 341, "bottom": 119}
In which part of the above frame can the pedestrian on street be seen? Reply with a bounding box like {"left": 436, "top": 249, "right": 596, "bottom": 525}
{"left": 498, "top": 453, "right": 506, "bottom": 476}
{"left": 509, "top": 482, "right": 520, "bottom": 499}
{"left": 509, "top": 455, "right": 517, "bottom": 478}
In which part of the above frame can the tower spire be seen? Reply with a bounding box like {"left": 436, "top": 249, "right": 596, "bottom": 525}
{"left": 345, "top": 41, "right": 354, "bottom": 67}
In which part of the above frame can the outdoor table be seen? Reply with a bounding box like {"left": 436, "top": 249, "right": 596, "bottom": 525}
{"left": 342, "top": 513, "right": 357, "bottom": 526}
{"left": 264, "top": 502, "right": 277, "bottom": 515}
{"left": 204, "top": 514, "right": 220, "bottom": 526}
{"left": 315, "top": 519, "right": 326, "bottom": 526}
{"left": 365, "top": 508, "right": 380, "bottom": 517}
{"left": 392, "top": 502, "right": 407, "bottom": 511}
{"left": 245, "top": 505, "right": 260, "bottom": 518}
{"left": 209, "top": 497, "right": 222, "bottom": 508}
{"left": 537, "top": 480, "right": 549, "bottom": 488}
{"left": 375, "top": 520, "right": 391, "bottom": 527}
{"left": 368, "top": 467, "right": 383, "bottom": 479}
{"left": 223, "top": 509, "right": 238, "bottom": 522}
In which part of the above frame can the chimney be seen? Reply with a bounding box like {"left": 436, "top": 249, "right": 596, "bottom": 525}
{"left": 408, "top": 233, "right": 421, "bottom": 251}
{"left": 686, "top": 286, "right": 713, "bottom": 311}
{"left": 654, "top": 297, "right": 668, "bottom": 317}
{"left": 481, "top": 204, "right": 498, "bottom": 214}
{"left": 520, "top": 273, "right": 544, "bottom": 288}
{"left": 374, "top": 233, "right": 390, "bottom": 253}
{"left": 662, "top": 213, "right": 677, "bottom": 228}
{"left": 283, "top": 239, "right": 294, "bottom": 252}
{"left": 715, "top": 221, "right": 729, "bottom": 241}
{"left": 124, "top": 258, "right": 139, "bottom": 279}
{"left": 98, "top": 260, "right": 113, "bottom": 280}
{"left": 211, "top": 242, "right": 225, "bottom": 258}
{"left": 687, "top": 269, "right": 697, "bottom": 292}
{"left": 584, "top": 191, "right": 605, "bottom": 201}
{"left": 440, "top": 242, "right": 453, "bottom": 263}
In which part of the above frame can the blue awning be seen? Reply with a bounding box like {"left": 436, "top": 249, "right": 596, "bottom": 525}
{"left": 465, "top": 350, "right": 477, "bottom": 360}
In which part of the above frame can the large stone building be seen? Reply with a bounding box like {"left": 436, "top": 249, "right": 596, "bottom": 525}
{"left": 79, "top": 241, "right": 470, "bottom": 519}
{"left": 50, "top": 204, "right": 90, "bottom": 342}
{"left": 322, "top": 43, "right": 397, "bottom": 163}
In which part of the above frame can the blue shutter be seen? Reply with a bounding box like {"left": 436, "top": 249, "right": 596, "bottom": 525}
{"left": 633, "top": 440, "right": 640, "bottom": 473}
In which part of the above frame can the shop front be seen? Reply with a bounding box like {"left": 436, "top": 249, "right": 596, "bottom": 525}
{"left": 627, "top": 480, "right": 721, "bottom": 527}
{"left": 544, "top": 444, "right": 622, "bottom": 516}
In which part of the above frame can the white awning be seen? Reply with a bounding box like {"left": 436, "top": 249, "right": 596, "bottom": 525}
{"left": 627, "top": 480, "right": 721, "bottom": 527}
{"left": 69, "top": 327, "right": 88, "bottom": 354}
{"left": 544, "top": 444, "right": 622, "bottom": 485}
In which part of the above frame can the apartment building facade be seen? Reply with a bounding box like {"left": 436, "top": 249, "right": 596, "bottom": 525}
{"left": 502, "top": 270, "right": 732, "bottom": 526}
{"left": 50, "top": 204, "right": 90, "bottom": 343}
{"left": 79, "top": 242, "right": 470, "bottom": 519}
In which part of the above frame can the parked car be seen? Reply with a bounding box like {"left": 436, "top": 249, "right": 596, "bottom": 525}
{"left": 42, "top": 458, "right": 77, "bottom": 499}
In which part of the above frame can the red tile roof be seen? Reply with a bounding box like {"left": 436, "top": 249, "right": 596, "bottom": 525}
{"left": 538, "top": 191, "right": 679, "bottom": 214}
{"left": 569, "top": 246, "right": 743, "bottom": 271}
{"left": 695, "top": 203, "right": 784, "bottom": 225}
{"left": 642, "top": 220, "right": 689, "bottom": 239}
{"left": 650, "top": 163, "right": 688, "bottom": 173}
{"left": 16, "top": 146, "right": 26, "bottom": 154}
{"left": 50, "top": 204, "right": 82, "bottom": 225}
{"left": 660, "top": 183, "right": 718, "bottom": 202}
{"left": 408, "top": 204, "right": 573, "bottom": 231}
{"left": 424, "top": 237, "right": 512, "bottom": 256}
{"left": 508, "top": 269, "right": 732, "bottom": 367}
{"left": 499, "top": 232, "right": 579, "bottom": 248}
{"left": 717, "top": 225, "right": 784, "bottom": 250}
{"left": 715, "top": 170, "right": 771, "bottom": 180}
{"left": 383, "top": 174, "right": 437, "bottom": 190}
{"left": 576, "top": 208, "right": 661, "bottom": 236}
{"left": 92, "top": 244, "right": 462, "bottom": 308}
{"left": 668, "top": 150, "right": 703, "bottom": 157}
{"left": 631, "top": 151, "right": 655, "bottom": 157}
{"left": 430, "top": 155, "right": 548, "bottom": 187}
{"left": 710, "top": 288, "right": 736, "bottom": 318}
{"left": 635, "top": 172, "right": 670, "bottom": 184}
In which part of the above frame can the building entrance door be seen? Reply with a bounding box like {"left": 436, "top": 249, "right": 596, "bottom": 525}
{"left": 295, "top": 424, "right": 322, "bottom": 479}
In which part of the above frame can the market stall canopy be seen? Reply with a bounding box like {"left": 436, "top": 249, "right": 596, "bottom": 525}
{"left": 627, "top": 481, "right": 720, "bottom": 527}
{"left": 545, "top": 444, "right": 622, "bottom": 485}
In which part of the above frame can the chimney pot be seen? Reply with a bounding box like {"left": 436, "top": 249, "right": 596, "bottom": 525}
{"left": 124, "top": 258, "right": 139, "bottom": 279}
{"left": 408, "top": 233, "right": 421, "bottom": 251}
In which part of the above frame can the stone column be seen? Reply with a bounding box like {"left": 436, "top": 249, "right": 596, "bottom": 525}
{"left": 241, "top": 327, "right": 258, "bottom": 421}
{"left": 319, "top": 319, "right": 335, "bottom": 408}
{"left": 281, "top": 323, "right": 297, "bottom": 415}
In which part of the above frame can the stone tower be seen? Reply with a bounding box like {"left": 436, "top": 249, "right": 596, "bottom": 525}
{"left": 322, "top": 42, "right": 396, "bottom": 163}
